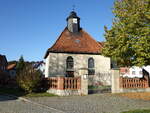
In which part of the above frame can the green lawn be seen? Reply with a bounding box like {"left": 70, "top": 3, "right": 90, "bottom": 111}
{"left": 0, "top": 86, "right": 57, "bottom": 97}
{"left": 121, "top": 109, "right": 150, "bottom": 113}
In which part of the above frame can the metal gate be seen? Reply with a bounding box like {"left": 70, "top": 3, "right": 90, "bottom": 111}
{"left": 88, "top": 72, "right": 111, "bottom": 94}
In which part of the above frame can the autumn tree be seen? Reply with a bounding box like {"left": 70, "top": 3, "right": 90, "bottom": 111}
{"left": 102, "top": 0, "right": 150, "bottom": 67}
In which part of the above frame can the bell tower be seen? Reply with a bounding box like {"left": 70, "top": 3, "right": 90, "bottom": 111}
{"left": 66, "top": 11, "right": 80, "bottom": 33}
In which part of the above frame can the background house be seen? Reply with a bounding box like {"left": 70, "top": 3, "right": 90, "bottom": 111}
{"left": 0, "top": 54, "right": 9, "bottom": 85}
{"left": 0, "top": 54, "right": 8, "bottom": 72}
{"left": 143, "top": 66, "right": 150, "bottom": 75}
{"left": 7, "top": 63, "right": 16, "bottom": 78}
{"left": 120, "top": 66, "right": 150, "bottom": 78}
{"left": 33, "top": 61, "right": 45, "bottom": 77}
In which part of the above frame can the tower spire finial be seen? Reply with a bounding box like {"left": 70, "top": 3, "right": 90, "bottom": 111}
{"left": 72, "top": 5, "right": 75, "bottom": 11}
{"left": 67, "top": 6, "right": 80, "bottom": 33}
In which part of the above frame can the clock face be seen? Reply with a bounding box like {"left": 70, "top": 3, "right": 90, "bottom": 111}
{"left": 73, "top": 18, "right": 77, "bottom": 23}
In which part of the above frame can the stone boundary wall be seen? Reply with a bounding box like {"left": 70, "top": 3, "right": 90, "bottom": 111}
{"left": 111, "top": 69, "right": 150, "bottom": 93}
{"left": 44, "top": 77, "right": 81, "bottom": 96}
{"left": 119, "top": 88, "right": 150, "bottom": 93}
{"left": 47, "top": 89, "right": 81, "bottom": 96}
{"left": 120, "top": 76, "right": 149, "bottom": 88}
{"left": 45, "top": 71, "right": 88, "bottom": 96}
{"left": 45, "top": 77, "right": 81, "bottom": 90}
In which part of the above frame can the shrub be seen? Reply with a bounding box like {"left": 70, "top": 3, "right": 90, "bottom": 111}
{"left": 16, "top": 64, "right": 42, "bottom": 93}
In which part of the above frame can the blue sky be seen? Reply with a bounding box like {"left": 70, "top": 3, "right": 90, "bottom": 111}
{"left": 0, "top": 0, "right": 114, "bottom": 61}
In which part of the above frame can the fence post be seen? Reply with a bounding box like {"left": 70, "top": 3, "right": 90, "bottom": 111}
{"left": 57, "top": 77, "right": 64, "bottom": 90}
{"left": 79, "top": 69, "right": 88, "bottom": 95}
{"left": 111, "top": 69, "right": 120, "bottom": 93}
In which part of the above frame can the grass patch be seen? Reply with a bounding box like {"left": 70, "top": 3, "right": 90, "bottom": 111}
{"left": 0, "top": 86, "right": 57, "bottom": 97}
{"left": 121, "top": 109, "right": 150, "bottom": 113}
{"left": 88, "top": 85, "right": 111, "bottom": 90}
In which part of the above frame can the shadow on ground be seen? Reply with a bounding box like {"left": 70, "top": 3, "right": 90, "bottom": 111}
{"left": 0, "top": 86, "right": 26, "bottom": 101}
{"left": 0, "top": 94, "right": 18, "bottom": 101}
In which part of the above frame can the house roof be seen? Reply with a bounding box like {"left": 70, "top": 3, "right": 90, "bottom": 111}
{"left": 98, "top": 42, "right": 104, "bottom": 48}
{"left": 143, "top": 66, "right": 150, "bottom": 75}
{"left": 44, "top": 28, "right": 103, "bottom": 58}
{"left": 0, "top": 55, "right": 6, "bottom": 61}
{"left": 7, "top": 63, "right": 16, "bottom": 70}
{"left": 33, "top": 61, "right": 45, "bottom": 69}
{"left": 0, "top": 54, "right": 7, "bottom": 66}
{"left": 66, "top": 11, "right": 80, "bottom": 20}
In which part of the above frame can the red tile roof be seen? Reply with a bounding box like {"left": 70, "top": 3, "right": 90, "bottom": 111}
{"left": 7, "top": 63, "right": 16, "bottom": 70}
{"left": 98, "top": 42, "right": 104, "bottom": 48}
{"left": 120, "top": 67, "right": 130, "bottom": 74}
{"left": 44, "top": 28, "right": 103, "bottom": 58}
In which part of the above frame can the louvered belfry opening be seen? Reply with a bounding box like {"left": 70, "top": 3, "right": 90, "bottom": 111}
{"left": 66, "top": 11, "right": 80, "bottom": 33}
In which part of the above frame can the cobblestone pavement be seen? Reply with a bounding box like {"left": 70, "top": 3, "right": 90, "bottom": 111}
{"left": 0, "top": 95, "right": 64, "bottom": 113}
{"left": 27, "top": 94, "right": 150, "bottom": 113}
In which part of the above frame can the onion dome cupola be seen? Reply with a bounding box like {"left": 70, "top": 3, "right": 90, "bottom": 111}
{"left": 66, "top": 11, "right": 80, "bottom": 33}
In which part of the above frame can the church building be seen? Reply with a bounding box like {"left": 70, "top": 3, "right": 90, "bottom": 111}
{"left": 44, "top": 11, "right": 111, "bottom": 85}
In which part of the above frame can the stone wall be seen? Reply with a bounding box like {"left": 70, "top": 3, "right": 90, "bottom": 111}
{"left": 111, "top": 69, "right": 150, "bottom": 93}
{"left": 111, "top": 69, "right": 120, "bottom": 93}
{"left": 45, "top": 52, "right": 111, "bottom": 85}
{"left": 45, "top": 77, "right": 81, "bottom": 90}
{"left": 46, "top": 72, "right": 88, "bottom": 96}
{"left": 120, "top": 75, "right": 149, "bottom": 88}
{"left": 47, "top": 89, "right": 81, "bottom": 96}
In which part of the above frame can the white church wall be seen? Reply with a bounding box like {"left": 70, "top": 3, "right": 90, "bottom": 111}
{"left": 45, "top": 55, "right": 50, "bottom": 77}
{"left": 45, "top": 52, "right": 111, "bottom": 85}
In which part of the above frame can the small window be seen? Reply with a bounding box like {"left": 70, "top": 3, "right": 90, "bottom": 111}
{"left": 88, "top": 58, "right": 95, "bottom": 75}
{"left": 139, "top": 71, "right": 142, "bottom": 75}
{"left": 132, "top": 71, "right": 135, "bottom": 75}
{"left": 66, "top": 56, "right": 74, "bottom": 70}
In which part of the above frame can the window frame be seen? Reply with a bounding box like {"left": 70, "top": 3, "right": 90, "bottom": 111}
{"left": 88, "top": 57, "right": 95, "bottom": 75}
{"left": 66, "top": 56, "right": 74, "bottom": 71}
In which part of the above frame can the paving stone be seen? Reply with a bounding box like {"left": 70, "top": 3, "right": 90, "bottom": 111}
{"left": 27, "top": 94, "right": 150, "bottom": 113}
{"left": 0, "top": 95, "right": 63, "bottom": 113}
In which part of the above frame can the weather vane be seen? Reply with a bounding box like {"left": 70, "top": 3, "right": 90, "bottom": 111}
{"left": 72, "top": 5, "right": 75, "bottom": 11}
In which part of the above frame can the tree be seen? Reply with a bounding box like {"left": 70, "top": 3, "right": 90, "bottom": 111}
{"left": 15, "top": 56, "right": 42, "bottom": 93}
{"left": 102, "top": 0, "right": 150, "bottom": 67}
{"left": 16, "top": 64, "right": 42, "bottom": 93}
{"left": 16, "top": 56, "right": 25, "bottom": 73}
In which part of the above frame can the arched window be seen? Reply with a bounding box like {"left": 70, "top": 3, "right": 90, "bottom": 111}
{"left": 88, "top": 58, "right": 95, "bottom": 75}
{"left": 66, "top": 56, "right": 74, "bottom": 70}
